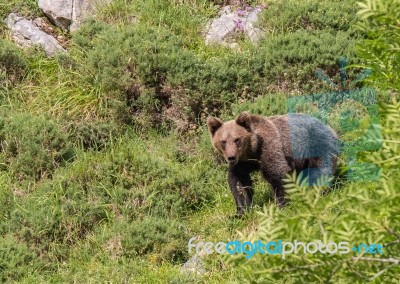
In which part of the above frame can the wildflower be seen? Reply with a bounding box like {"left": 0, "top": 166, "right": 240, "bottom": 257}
{"left": 236, "top": 9, "right": 245, "bottom": 17}
{"left": 234, "top": 18, "right": 245, "bottom": 32}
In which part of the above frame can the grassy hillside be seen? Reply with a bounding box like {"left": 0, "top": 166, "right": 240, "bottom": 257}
{"left": 0, "top": 0, "right": 399, "bottom": 283}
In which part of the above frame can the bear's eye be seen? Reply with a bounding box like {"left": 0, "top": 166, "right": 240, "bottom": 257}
{"left": 220, "top": 140, "right": 227, "bottom": 148}
{"left": 234, "top": 138, "right": 241, "bottom": 145}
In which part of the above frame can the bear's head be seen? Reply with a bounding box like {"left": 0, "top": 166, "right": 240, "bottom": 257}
{"left": 207, "top": 112, "right": 254, "bottom": 166}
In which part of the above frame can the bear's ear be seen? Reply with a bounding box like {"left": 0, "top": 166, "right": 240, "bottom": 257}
{"left": 235, "top": 112, "right": 252, "bottom": 132}
{"left": 207, "top": 117, "right": 223, "bottom": 137}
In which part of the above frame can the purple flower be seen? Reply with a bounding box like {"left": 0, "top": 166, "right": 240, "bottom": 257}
{"left": 236, "top": 9, "right": 245, "bottom": 17}
{"left": 234, "top": 19, "right": 245, "bottom": 32}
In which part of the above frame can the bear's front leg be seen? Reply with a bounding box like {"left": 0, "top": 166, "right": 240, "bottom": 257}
{"left": 228, "top": 163, "right": 254, "bottom": 216}
{"left": 267, "top": 178, "right": 287, "bottom": 207}
{"left": 260, "top": 159, "right": 292, "bottom": 208}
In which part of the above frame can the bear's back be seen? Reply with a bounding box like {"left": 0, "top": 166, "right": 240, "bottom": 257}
{"left": 253, "top": 113, "right": 339, "bottom": 160}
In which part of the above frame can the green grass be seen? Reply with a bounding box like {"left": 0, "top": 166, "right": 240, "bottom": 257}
{"left": 0, "top": 0, "right": 398, "bottom": 282}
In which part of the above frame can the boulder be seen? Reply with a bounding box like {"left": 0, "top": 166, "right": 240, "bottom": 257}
{"left": 205, "top": 4, "right": 266, "bottom": 46}
{"left": 70, "top": 0, "right": 113, "bottom": 32}
{"left": 6, "top": 13, "right": 65, "bottom": 57}
{"left": 38, "top": 0, "right": 113, "bottom": 32}
{"left": 38, "top": 0, "right": 72, "bottom": 31}
{"left": 181, "top": 254, "right": 206, "bottom": 275}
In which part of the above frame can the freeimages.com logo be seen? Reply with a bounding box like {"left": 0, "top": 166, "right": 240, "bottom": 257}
{"left": 188, "top": 237, "right": 383, "bottom": 259}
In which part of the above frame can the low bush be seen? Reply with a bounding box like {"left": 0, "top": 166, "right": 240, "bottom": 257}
{"left": 8, "top": 133, "right": 223, "bottom": 265}
{"left": 66, "top": 120, "right": 120, "bottom": 150}
{"left": 259, "top": 30, "right": 357, "bottom": 94}
{"left": 260, "top": 0, "right": 358, "bottom": 33}
{"left": 0, "top": 0, "right": 40, "bottom": 23}
{"left": 68, "top": 19, "right": 357, "bottom": 129}
{"left": 102, "top": 217, "right": 188, "bottom": 262}
{"left": 0, "top": 39, "right": 28, "bottom": 88}
{"left": 0, "top": 111, "right": 74, "bottom": 181}
{"left": 0, "top": 234, "right": 41, "bottom": 282}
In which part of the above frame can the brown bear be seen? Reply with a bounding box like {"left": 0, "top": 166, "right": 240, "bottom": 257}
{"left": 207, "top": 112, "right": 339, "bottom": 216}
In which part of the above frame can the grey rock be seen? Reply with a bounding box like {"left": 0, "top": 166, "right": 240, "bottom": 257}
{"left": 244, "top": 7, "right": 264, "bottom": 43}
{"left": 181, "top": 254, "right": 206, "bottom": 275}
{"left": 38, "top": 0, "right": 73, "bottom": 30}
{"left": 205, "top": 6, "right": 238, "bottom": 44}
{"left": 38, "top": 0, "right": 113, "bottom": 32}
{"left": 205, "top": 5, "right": 265, "bottom": 46}
{"left": 70, "top": 0, "right": 112, "bottom": 32}
{"left": 6, "top": 13, "right": 66, "bottom": 57}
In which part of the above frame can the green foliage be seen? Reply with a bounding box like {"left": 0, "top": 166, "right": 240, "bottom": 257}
{"left": 0, "top": 0, "right": 396, "bottom": 282}
{"left": 67, "top": 18, "right": 357, "bottom": 127}
{"left": 0, "top": 0, "right": 39, "bottom": 21}
{"left": 260, "top": 0, "right": 358, "bottom": 33}
{"left": 70, "top": 22, "right": 260, "bottom": 126}
{"left": 0, "top": 234, "right": 41, "bottom": 282}
{"left": 104, "top": 217, "right": 188, "bottom": 262}
{"left": 67, "top": 120, "right": 120, "bottom": 150}
{"left": 0, "top": 39, "right": 28, "bottom": 89}
{"left": 356, "top": 0, "right": 400, "bottom": 92}
{"left": 0, "top": 111, "right": 73, "bottom": 181}
{"left": 260, "top": 30, "right": 357, "bottom": 93}
{"left": 6, "top": 133, "right": 224, "bottom": 270}
{"left": 231, "top": 93, "right": 287, "bottom": 117}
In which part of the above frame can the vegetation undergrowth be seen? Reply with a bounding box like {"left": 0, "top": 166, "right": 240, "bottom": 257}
{"left": 0, "top": 0, "right": 398, "bottom": 282}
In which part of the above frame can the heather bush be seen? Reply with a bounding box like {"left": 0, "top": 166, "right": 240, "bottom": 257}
{"left": 260, "top": 0, "right": 358, "bottom": 33}
{"left": 0, "top": 39, "right": 28, "bottom": 88}
{"left": 102, "top": 217, "right": 188, "bottom": 262}
{"left": 8, "top": 133, "right": 223, "bottom": 265}
{"left": 0, "top": 111, "right": 73, "bottom": 181}
{"left": 0, "top": 234, "right": 41, "bottom": 282}
{"left": 66, "top": 120, "right": 120, "bottom": 150}
{"left": 68, "top": 20, "right": 357, "bottom": 128}
{"left": 0, "top": 0, "right": 394, "bottom": 282}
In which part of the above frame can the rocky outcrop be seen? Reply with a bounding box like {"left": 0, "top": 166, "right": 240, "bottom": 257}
{"left": 6, "top": 13, "right": 66, "bottom": 57}
{"left": 70, "top": 0, "right": 112, "bottom": 32}
{"left": 205, "top": 4, "right": 266, "bottom": 47}
{"left": 38, "top": 0, "right": 72, "bottom": 31}
{"left": 181, "top": 254, "right": 206, "bottom": 275}
{"left": 38, "top": 0, "right": 113, "bottom": 32}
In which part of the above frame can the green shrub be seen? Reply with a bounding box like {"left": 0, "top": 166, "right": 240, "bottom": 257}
{"left": 0, "top": 234, "right": 41, "bottom": 282}
{"left": 67, "top": 120, "right": 120, "bottom": 150}
{"left": 260, "top": 0, "right": 358, "bottom": 33}
{"left": 8, "top": 133, "right": 222, "bottom": 264}
{"left": 0, "top": 173, "right": 12, "bottom": 234}
{"left": 9, "top": 178, "right": 112, "bottom": 265}
{"left": 0, "top": 111, "right": 74, "bottom": 181}
{"left": 356, "top": 0, "right": 400, "bottom": 92}
{"left": 0, "top": 39, "right": 28, "bottom": 88}
{"left": 69, "top": 15, "right": 358, "bottom": 127}
{"left": 71, "top": 23, "right": 261, "bottom": 127}
{"left": 103, "top": 217, "right": 188, "bottom": 262}
{"left": 259, "top": 30, "right": 357, "bottom": 94}
{"left": 231, "top": 93, "right": 287, "bottom": 117}
{"left": 0, "top": 0, "right": 40, "bottom": 22}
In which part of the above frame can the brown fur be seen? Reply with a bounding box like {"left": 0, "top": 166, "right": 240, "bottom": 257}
{"left": 207, "top": 112, "right": 339, "bottom": 216}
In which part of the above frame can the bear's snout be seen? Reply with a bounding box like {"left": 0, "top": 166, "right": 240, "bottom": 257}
{"left": 226, "top": 155, "right": 238, "bottom": 165}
